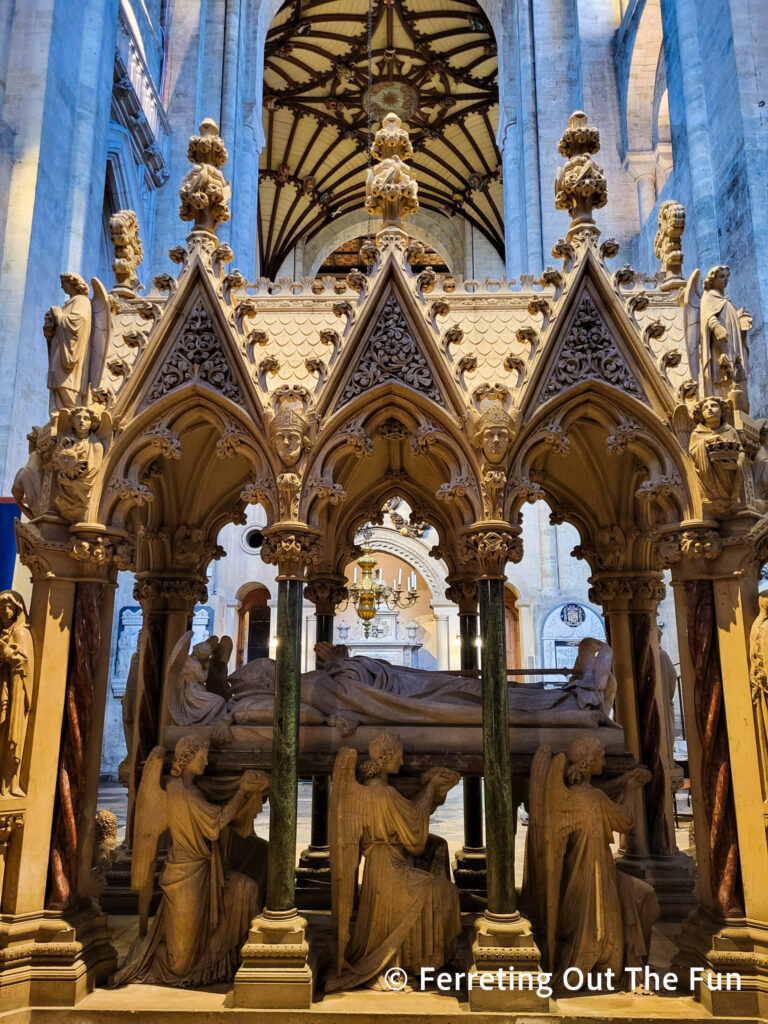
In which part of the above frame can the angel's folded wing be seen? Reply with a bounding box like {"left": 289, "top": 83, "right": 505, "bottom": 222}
{"left": 682, "top": 269, "right": 701, "bottom": 382}
{"left": 526, "top": 746, "right": 571, "bottom": 971}
{"left": 329, "top": 747, "right": 366, "bottom": 975}
{"left": 131, "top": 746, "right": 168, "bottom": 935}
{"left": 87, "top": 278, "right": 112, "bottom": 397}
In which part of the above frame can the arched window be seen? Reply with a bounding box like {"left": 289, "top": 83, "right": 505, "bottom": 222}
{"left": 237, "top": 585, "right": 271, "bottom": 668}
{"left": 505, "top": 585, "right": 520, "bottom": 671}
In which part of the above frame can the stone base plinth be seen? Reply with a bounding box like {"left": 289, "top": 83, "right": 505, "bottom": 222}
{"left": 615, "top": 851, "right": 697, "bottom": 920}
{"left": 467, "top": 910, "right": 549, "bottom": 1012}
{"left": 0, "top": 903, "right": 116, "bottom": 1010}
{"left": 295, "top": 847, "right": 331, "bottom": 910}
{"left": 453, "top": 848, "right": 487, "bottom": 890}
{"left": 233, "top": 909, "right": 313, "bottom": 1009}
{"left": 673, "top": 910, "right": 768, "bottom": 1017}
{"left": 99, "top": 845, "right": 162, "bottom": 917}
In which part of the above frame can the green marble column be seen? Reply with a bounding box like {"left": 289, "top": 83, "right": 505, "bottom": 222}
{"left": 297, "top": 609, "right": 333, "bottom": 893}
{"left": 310, "top": 611, "right": 333, "bottom": 850}
{"left": 460, "top": 613, "right": 484, "bottom": 851}
{"left": 479, "top": 576, "right": 515, "bottom": 915}
{"left": 266, "top": 578, "right": 304, "bottom": 911}
{"left": 315, "top": 613, "right": 333, "bottom": 645}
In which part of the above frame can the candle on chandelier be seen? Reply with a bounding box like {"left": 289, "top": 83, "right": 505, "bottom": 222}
{"left": 398, "top": 567, "right": 402, "bottom": 586}
{"left": 353, "top": 567, "right": 358, "bottom": 583}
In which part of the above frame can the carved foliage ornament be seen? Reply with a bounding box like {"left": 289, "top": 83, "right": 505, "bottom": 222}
{"left": 459, "top": 528, "right": 523, "bottom": 577}
{"left": 261, "top": 531, "right": 321, "bottom": 576}
{"left": 337, "top": 297, "right": 444, "bottom": 408}
{"left": 146, "top": 300, "right": 244, "bottom": 406}
{"left": 540, "top": 295, "right": 645, "bottom": 403}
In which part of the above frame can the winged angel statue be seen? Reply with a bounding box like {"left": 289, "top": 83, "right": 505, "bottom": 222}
{"left": 165, "top": 630, "right": 233, "bottom": 726}
{"left": 43, "top": 273, "right": 111, "bottom": 414}
{"left": 111, "top": 735, "right": 268, "bottom": 988}
{"left": 524, "top": 741, "right": 659, "bottom": 989}
{"left": 326, "top": 734, "right": 461, "bottom": 993}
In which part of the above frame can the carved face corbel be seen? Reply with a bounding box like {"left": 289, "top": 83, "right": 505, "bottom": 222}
{"left": 269, "top": 385, "right": 314, "bottom": 469}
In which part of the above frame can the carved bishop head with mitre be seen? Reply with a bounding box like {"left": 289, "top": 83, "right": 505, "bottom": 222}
{"left": 473, "top": 405, "right": 515, "bottom": 465}
{"left": 271, "top": 407, "right": 307, "bottom": 467}
{"left": 269, "top": 386, "right": 313, "bottom": 468}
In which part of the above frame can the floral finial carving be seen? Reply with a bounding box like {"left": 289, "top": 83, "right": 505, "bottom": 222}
{"left": 179, "top": 119, "right": 231, "bottom": 233}
{"left": 365, "top": 112, "right": 418, "bottom": 241}
{"left": 555, "top": 111, "right": 607, "bottom": 237}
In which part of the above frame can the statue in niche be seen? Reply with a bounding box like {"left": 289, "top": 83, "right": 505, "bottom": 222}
{"left": 52, "top": 404, "right": 111, "bottom": 523}
{"left": 657, "top": 627, "right": 685, "bottom": 795}
{"left": 114, "top": 626, "right": 136, "bottom": 679}
{"left": 524, "top": 740, "right": 659, "bottom": 989}
{"left": 365, "top": 112, "right": 419, "bottom": 225}
{"left": 111, "top": 735, "right": 269, "bottom": 988}
{"left": 0, "top": 591, "right": 33, "bottom": 798}
{"left": 562, "top": 638, "right": 617, "bottom": 720}
{"left": 117, "top": 651, "right": 139, "bottom": 787}
{"left": 165, "top": 631, "right": 230, "bottom": 726}
{"left": 43, "top": 273, "right": 111, "bottom": 414}
{"left": 209, "top": 639, "right": 620, "bottom": 739}
{"left": 688, "top": 396, "right": 745, "bottom": 512}
{"left": 326, "top": 733, "right": 460, "bottom": 993}
{"left": 748, "top": 593, "right": 768, "bottom": 800}
{"left": 683, "top": 265, "right": 752, "bottom": 409}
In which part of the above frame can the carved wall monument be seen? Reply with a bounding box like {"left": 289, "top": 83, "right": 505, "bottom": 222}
{"left": 7, "top": 108, "right": 768, "bottom": 1017}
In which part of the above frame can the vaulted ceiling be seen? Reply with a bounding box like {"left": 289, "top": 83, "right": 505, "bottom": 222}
{"left": 259, "top": 0, "right": 503, "bottom": 278}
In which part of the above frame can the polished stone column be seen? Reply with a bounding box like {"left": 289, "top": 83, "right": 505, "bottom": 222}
{"left": 296, "top": 577, "right": 346, "bottom": 905}
{"left": 101, "top": 571, "right": 205, "bottom": 918}
{"left": 478, "top": 576, "right": 515, "bottom": 914}
{"left": 234, "top": 527, "right": 318, "bottom": 1008}
{"left": 462, "top": 526, "right": 543, "bottom": 1012}
{"left": 448, "top": 579, "right": 487, "bottom": 895}
{"left": 266, "top": 577, "right": 304, "bottom": 912}
{"left": 0, "top": 523, "right": 118, "bottom": 1008}
{"left": 590, "top": 572, "right": 694, "bottom": 919}
{"left": 666, "top": 527, "right": 768, "bottom": 1017}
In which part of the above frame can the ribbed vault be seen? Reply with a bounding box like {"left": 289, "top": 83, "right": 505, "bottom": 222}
{"left": 259, "top": 0, "right": 502, "bottom": 277}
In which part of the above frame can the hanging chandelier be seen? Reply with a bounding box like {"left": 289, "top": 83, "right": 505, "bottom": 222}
{"left": 342, "top": 527, "right": 418, "bottom": 637}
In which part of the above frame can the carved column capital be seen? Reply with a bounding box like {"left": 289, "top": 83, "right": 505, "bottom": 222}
{"left": 261, "top": 525, "right": 322, "bottom": 581}
{"left": 588, "top": 572, "right": 666, "bottom": 612}
{"left": 459, "top": 523, "right": 522, "bottom": 579}
{"left": 304, "top": 576, "right": 348, "bottom": 615}
{"left": 14, "top": 519, "right": 128, "bottom": 582}
{"left": 660, "top": 519, "right": 768, "bottom": 582}
{"left": 445, "top": 576, "right": 479, "bottom": 614}
{"left": 132, "top": 574, "right": 208, "bottom": 609}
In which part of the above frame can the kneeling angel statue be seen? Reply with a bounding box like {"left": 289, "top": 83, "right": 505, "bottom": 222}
{"left": 112, "top": 735, "right": 269, "bottom": 988}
